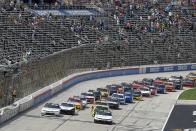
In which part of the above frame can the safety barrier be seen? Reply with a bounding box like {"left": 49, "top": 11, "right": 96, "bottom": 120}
{"left": 0, "top": 103, "right": 19, "bottom": 124}
{"left": 0, "top": 63, "right": 196, "bottom": 125}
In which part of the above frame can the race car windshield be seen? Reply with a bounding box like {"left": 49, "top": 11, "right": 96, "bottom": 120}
{"left": 97, "top": 111, "right": 112, "bottom": 116}
{"left": 125, "top": 92, "right": 131, "bottom": 95}
{"left": 141, "top": 88, "right": 149, "bottom": 91}
{"left": 118, "top": 94, "right": 124, "bottom": 98}
{"left": 61, "top": 103, "right": 74, "bottom": 107}
{"left": 86, "top": 93, "right": 94, "bottom": 96}
{"left": 96, "top": 106, "right": 108, "bottom": 111}
{"left": 134, "top": 91, "right": 141, "bottom": 95}
{"left": 44, "top": 103, "right": 59, "bottom": 109}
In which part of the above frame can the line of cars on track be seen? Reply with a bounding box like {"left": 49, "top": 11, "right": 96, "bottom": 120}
{"left": 41, "top": 72, "right": 196, "bottom": 124}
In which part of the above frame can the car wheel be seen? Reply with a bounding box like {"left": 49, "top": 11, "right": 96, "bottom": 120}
{"left": 108, "top": 121, "right": 112, "bottom": 125}
{"left": 94, "top": 119, "right": 97, "bottom": 123}
{"left": 41, "top": 113, "right": 44, "bottom": 116}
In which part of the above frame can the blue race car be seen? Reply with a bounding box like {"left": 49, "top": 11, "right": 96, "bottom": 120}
{"left": 155, "top": 84, "right": 166, "bottom": 94}
{"left": 124, "top": 92, "right": 133, "bottom": 103}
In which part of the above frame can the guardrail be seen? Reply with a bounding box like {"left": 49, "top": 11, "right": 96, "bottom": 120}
{"left": 0, "top": 63, "right": 195, "bottom": 124}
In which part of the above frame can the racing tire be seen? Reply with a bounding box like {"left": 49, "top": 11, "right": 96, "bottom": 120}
{"left": 94, "top": 119, "right": 97, "bottom": 123}
{"left": 108, "top": 121, "right": 112, "bottom": 125}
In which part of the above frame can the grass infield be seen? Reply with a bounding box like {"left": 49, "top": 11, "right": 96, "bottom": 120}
{"left": 178, "top": 88, "right": 196, "bottom": 100}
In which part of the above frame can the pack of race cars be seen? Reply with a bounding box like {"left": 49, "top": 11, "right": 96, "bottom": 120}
{"left": 41, "top": 72, "right": 196, "bottom": 124}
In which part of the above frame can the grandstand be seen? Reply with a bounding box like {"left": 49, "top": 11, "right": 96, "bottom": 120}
{"left": 0, "top": 0, "right": 195, "bottom": 107}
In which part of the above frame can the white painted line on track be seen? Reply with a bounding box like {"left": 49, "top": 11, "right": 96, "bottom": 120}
{"left": 161, "top": 104, "right": 175, "bottom": 131}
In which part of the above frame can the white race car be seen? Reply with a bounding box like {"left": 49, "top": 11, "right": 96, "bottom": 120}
{"left": 41, "top": 103, "right": 61, "bottom": 116}
{"left": 94, "top": 110, "right": 113, "bottom": 124}
{"left": 140, "top": 87, "right": 151, "bottom": 97}
{"left": 59, "top": 102, "right": 75, "bottom": 115}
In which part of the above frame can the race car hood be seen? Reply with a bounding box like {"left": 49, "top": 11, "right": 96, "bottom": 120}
{"left": 107, "top": 101, "right": 118, "bottom": 105}
{"left": 141, "top": 90, "right": 150, "bottom": 94}
{"left": 95, "top": 114, "right": 112, "bottom": 120}
{"left": 60, "top": 106, "right": 74, "bottom": 111}
{"left": 42, "top": 107, "right": 60, "bottom": 112}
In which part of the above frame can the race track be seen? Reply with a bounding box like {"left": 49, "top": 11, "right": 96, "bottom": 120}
{"left": 0, "top": 71, "right": 192, "bottom": 131}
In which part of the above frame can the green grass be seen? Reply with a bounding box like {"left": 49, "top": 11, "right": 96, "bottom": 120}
{"left": 178, "top": 88, "right": 196, "bottom": 100}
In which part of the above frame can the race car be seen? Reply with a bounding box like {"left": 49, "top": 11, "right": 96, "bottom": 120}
{"left": 154, "top": 83, "right": 166, "bottom": 94}
{"left": 67, "top": 97, "right": 84, "bottom": 110}
{"left": 106, "top": 97, "right": 120, "bottom": 109}
{"left": 41, "top": 103, "right": 61, "bottom": 116}
{"left": 140, "top": 86, "right": 151, "bottom": 97}
{"left": 59, "top": 102, "right": 75, "bottom": 115}
{"left": 169, "top": 76, "right": 183, "bottom": 90}
{"left": 132, "top": 81, "right": 143, "bottom": 89}
{"left": 183, "top": 78, "right": 195, "bottom": 87}
{"left": 97, "top": 88, "right": 109, "bottom": 98}
{"left": 120, "top": 82, "right": 133, "bottom": 93}
{"left": 88, "top": 89, "right": 101, "bottom": 100}
{"left": 106, "top": 84, "right": 119, "bottom": 95}
{"left": 90, "top": 105, "right": 110, "bottom": 117}
{"left": 142, "top": 78, "right": 154, "bottom": 86}
{"left": 155, "top": 77, "right": 168, "bottom": 82}
{"left": 165, "top": 81, "right": 175, "bottom": 92}
{"left": 133, "top": 89, "right": 142, "bottom": 101}
{"left": 124, "top": 92, "right": 133, "bottom": 103}
{"left": 147, "top": 85, "right": 157, "bottom": 95}
{"left": 186, "top": 72, "right": 196, "bottom": 80}
{"left": 94, "top": 110, "right": 113, "bottom": 124}
{"left": 73, "top": 96, "right": 87, "bottom": 108}
{"left": 111, "top": 93, "right": 126, "bottom": 104}
{"left": 81, "top": 92, "right": 95, "bottom": 104}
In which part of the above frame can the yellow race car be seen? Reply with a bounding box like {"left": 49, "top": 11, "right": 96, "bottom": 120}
{"left": 97, "top": 88, "right": 109, "bottom": 98}
{"left": 67, "top": 97, "right": 83, "bottom": 110}
{"left": 133, "top": 89, "right": 142, "bottom": 101}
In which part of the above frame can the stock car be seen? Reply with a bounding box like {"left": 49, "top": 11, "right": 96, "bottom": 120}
{"left": 41, "top": 103, "right": 61, "bottom": 116}
{"left": 73, "top": 96, "right": 87, "bottom": 108}
{"left": 133, "top": 89, "right": 142, "bottom": 100}
{"left": 155, "top": 77, "right": 168, "bottom": 82}
{"left": 111, "top": 93, "right": 126, "bottom": 104}
{"left": 67, "top": 97, "right": 84, "bottom": 110}
{"left": 59, "top": 102, "right": 75, "bottom": 115}
{"left": 94, "top": 110, "right": 113, "bottom": 124}
{"left": 124, "top": 92, "right": 133, "bottom": 103}
{"left": 81, "top": 92, "right": 95, "bottom": 104}
{"left": 88, "top": 89, "right": 101, "bottom": 100}
{"left": 183, "top": 78, "right": 195, "bottom": 87}
{"left": 147, "top": 85, "right": 157, "bottom": 95}
{"left": 91, "top": 105, "right": 110, "bottom": 117}
{"left": 165, "top": 81, "right": 175, "bottom": 92}
{"left": 186, "top": 72, "right": 196, "bottom": 80}
{"left": 153, "top": 80, "right": 166, "bottom": 94}
{"left": 106, "top": 97, "right": 120, "bottom": 109}
{"left": 169, "top": 76, "right": 183, "bottom": 90}
{"left": 142, "top": 78, "right": 154, "bottom": 86}
{"left": 140, "top": 86, "right": 151, "bottom": 97}
{"left": 106, "top": 84, "right": 118, "bottom": 95}
{"left": 97, "top": 88, "right": 109, "bottom": 98}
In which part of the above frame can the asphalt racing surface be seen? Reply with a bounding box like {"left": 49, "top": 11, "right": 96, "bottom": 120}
{"left": 0, "top": 71, "right": 191, "bottom": 131}
{"left": 164, "top": 105, "right": 196, "bottom": 131}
